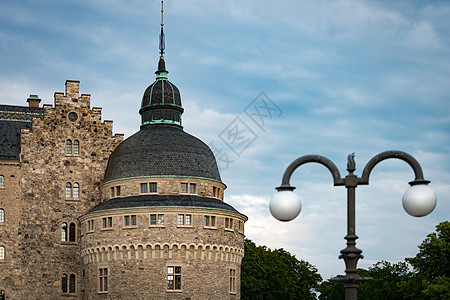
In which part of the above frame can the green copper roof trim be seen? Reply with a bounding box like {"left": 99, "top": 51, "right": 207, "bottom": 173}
{"left": 156, "top": 71, "right": 168, "bottom": 80}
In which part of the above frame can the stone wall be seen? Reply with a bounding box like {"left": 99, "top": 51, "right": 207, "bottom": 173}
{"left": 0, "top": 161, "right": 23, "bottom": 299}
{"left": 79, "top": 206, "right": 245, "bottom": 299}
{"left": 17, "top": 81, "right": 122, "bottom": 299}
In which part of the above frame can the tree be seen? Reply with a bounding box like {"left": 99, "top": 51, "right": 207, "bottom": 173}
{"left": 319, "top": 221, "right": 450, "bottom": 300}
{"left": 241, "top": 239, "right": 322, "bottom": 300}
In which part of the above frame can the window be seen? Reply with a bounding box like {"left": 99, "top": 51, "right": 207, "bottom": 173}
{"left": 180, "top": 183, "right": 188, "bottom": 193}
{"left": 0, "top": 290, "right": 5, "bottom": 300}
{"left": 66, "top": 140, "right": 72, "bottom": 154}
{"left": 69, "top": 223, "right": 76, "bottom": 242}
{"left": 73, "top": 140, "right": 79, "bottom": 155}
{"left": 167, "top": 266, "right": 181, "bottom": 290}
{"left": 0, "top": 175, "right": 4, "bottom": 186}
{"left": 102, "top": 217, "right": 112, "bottom": 229}
{"left": 62, "top": 273, "right": 76, "bottom": 294}
{"left": 150, "top": 214, "right": 164, "bottom": 226}
{"left": 149, "top": 182, "right": 157, "bottom": 193}
{"left": 140, "top": 182, "right": 157, "bottom": 194}
{"left": 238, "top": 220, "right": 244, "bottom": 233}
{"left": 204, "top": 215, "right": 216, "bottom": 227}
{"left": 99, "top": 268, "right": 108, "bottom": 293}
{"left": 0, "top": 209, "right": 4, "bottom": 223}
{"left": 66, "top": 139, "right": 80, "bottom": 155}
{"left": 87, "top": 220, "right": 94, "bottom": 232}
{"left": 110, "top": 186, "right": 121, "bottom": 198}
{"left": 62, "top": 222, "right": 76, "bottom": 242}
{"left": 124, "top": 215, "right": 137, "bottom": 227}
{"left": 140, "top": 183, "right": 148, "bottom": 193}
{"left": 230, "top": 268, "right": 236, "bottom": 293}
{"left": 178, "top": 214, "right": 191, "bottom": 226}
{"left": 73, "top": 183, "right": 79, "bottom": 199}
{"left": 0, "top": 246, "right": 4, "bottom": 260}
{"left": 213, "top": 186, "right": 221, "bottom": 198}
{"left": 66, "top": 182, "right": 80, "bottom": 200}
{"left": 225, "top": 217, "right": 234, "bottom": 230}
{"left": 189, "top": 183, "right": 196, "bottom": 194}
{"left": 62, "top": 223, "right": 67, "bottom": 241}
{"left": 66, "top": 182, "right": 72, "bottom": 198}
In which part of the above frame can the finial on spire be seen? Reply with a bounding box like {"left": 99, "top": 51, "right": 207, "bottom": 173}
{"left": 159, "top": 0, "right": 165, "bottom": 55}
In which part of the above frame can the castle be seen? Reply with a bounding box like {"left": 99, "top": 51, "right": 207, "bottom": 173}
{"left": 0, "top": 25, "right": 247, "bottom": 299}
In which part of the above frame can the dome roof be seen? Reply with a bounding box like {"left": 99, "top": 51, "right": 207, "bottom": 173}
{"left": 139, "top": 57, "right": 184, "bottom": 127}
{"left": 103, "top": 125, "right": 222, "bottom": 183}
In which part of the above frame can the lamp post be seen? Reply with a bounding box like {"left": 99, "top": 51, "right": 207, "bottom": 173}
{"left": 269, "top": 150, "right": 437, "bottom": 300}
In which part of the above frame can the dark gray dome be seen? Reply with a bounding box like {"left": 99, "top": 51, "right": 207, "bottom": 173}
{"left": 103, "top": 125, "right": 221, "bottom": 183}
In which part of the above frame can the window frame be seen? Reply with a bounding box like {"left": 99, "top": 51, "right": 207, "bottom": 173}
{"left": 0, "top": 246, "right": 5, "bottom": 260}
{"left": 225, "top": 217, "right": 234, "bottom": 231}
{"left": 189, "top": 183, "right": 196, "bottom": 194}
{"left": 102, "top": 217, "right": 113, "bottom": 229}
{"left": 149, "top": 214, "right": 164, "bottom": 226}
{"left": 87, "top": 220, "right": 94, "bottom": 233}
{"left": 148, "top": 182, "right": 157, "bottom": 193}
{"left": 177, "top": 214, "right": 192, "bottom": 227}
{"left": 180, "top": 183, "right": 188, "bottom": 193}
{"left": 230, "top": 268, "right": 237, "bottom": 294}
{"left": 204, "top": 215, "right": 216, "bottom": 228}
{"left": 124, "top": 215, "right": 137, "bottom": 228}
{"left": 98, "top": 267, "right": 108, "bottom": 293}
{"left": 167, "top": 265, "right": 182, "bottom": 291}
{"left": 0, "top": 175, "right": 4, "bottom": 187}
{"left": 0, "top": 209, "right": 4, "bottom": 223}
{"left": 65, "top": 140, "right": 72, "bottom": 155}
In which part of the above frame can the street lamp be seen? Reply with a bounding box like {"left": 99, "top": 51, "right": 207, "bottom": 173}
{"left": 269, "top": 150, "right": 437, "bottom": 300}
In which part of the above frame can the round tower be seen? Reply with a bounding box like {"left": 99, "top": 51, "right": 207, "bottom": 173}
{"left": 79, "top": 14, "right": 247, "bottom": 297}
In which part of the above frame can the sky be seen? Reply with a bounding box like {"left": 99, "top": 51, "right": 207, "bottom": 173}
{"left": 1, "top": 0, "right": 449, "bottom": 280}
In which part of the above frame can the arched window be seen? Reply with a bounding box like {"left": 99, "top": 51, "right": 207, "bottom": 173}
{"left": 0, "top": 175, "right": 4, "bottom": 186}
{"left": 65, "top": 182, "right": 72, "bottom": 198}
{"left": 69, "top": 223, "right": 76, "bottom": 242}
{"left": 73, "top": 140, "right": 79, "bottom": 155}
{"left": 62, "top": 273, "right": 68, "bottom": 293}
{"left": 73, "top": 183, "right": 79, "bottom": 199}
{"left": 0, "top": 209, "right": 4, "bottom": 223}
{"left": 0, "top": 246, "right": 5, "bottom": 260}
{"left": 66, "top": 140, "right": 72, "bottom": 154}
{"left": 61, "top": 222, "right": 68, "bottom": 242}
{"left": 0, "top": 290, "right": 5, "bottom": 300}
{"left": 69, "top": 274, "right": 76, "bottom": 293}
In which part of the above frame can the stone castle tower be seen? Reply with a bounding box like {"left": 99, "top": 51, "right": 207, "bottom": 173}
{"left": 0, "top": 26, "right": 247, "bottom": 300}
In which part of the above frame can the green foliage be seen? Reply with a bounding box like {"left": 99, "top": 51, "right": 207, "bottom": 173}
{"left": 318, "top": 221, "right": 450, "bottom": 300}
{"left": 241, "top": 239, "right": 322, "bottom": 300}
{"left": 406, "top": 221, "right": 450, "bottom": 280}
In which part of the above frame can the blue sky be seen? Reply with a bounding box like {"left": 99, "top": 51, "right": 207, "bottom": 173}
{"left": 1, "top": 0, "right": 449, "bottom": 280}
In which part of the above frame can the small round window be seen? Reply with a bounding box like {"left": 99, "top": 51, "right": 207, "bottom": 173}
{"left": 68, "top": 112, "right": 78, "bottom": 122}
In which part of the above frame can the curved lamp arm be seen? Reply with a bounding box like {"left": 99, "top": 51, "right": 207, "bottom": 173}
{"left": 277, "top": 155, "right": 345, "bottom": 191}
{"left": 359, "top": 150, "right": 430, "bottom": 186}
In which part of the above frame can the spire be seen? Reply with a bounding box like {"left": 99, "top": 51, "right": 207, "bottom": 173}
{"left": 159, "top": 0, "right": 165, "bottom": 55}
{"left": 156, "top": 0, "right": 168, "bottom": 78}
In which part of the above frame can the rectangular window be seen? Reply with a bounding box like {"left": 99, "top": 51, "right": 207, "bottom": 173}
{"left": 99, "top": 268, "right": 108, "bottom": 293}
{"left": 177, "top": 214, "right": 184, "bottom": 225}
{"left": 87, "top": 220, "right": 94, "bottom": 232}
{"left": 239, "top": 221, "right": 244, "bottom": 233}
{"left": 102, "top": 217, "right": 112, "bottom": 228}
{"left": 185, "top": 214, "right": 191, "bottom": 225}
{"left": 150, "top": 214, "right": 164, "bottom": 225}
{"left": 180, "top": 183, "right": 188, "bottom": 193}
{"left": 225, "top": 217, "right": 234, "bottom": 230}
{"left": 140, "top": 183, "right": 148, "bottom": 194}
{"left": 110, "top": 187, "right": 115, "bottom": 198}
{"left": 204, "top": 215, "right": 216, "bottom": 227}
{"left": 124, "top": 215, "right": 137, "bottom": 227}
{"left": 116, "top": 186, "right": 121, "bottom": 196}
{"left": 167, "top": 266, "right": 181, "bottom": 290}
{"left": 230, "top": 268, "right": 236, "bottom": 293}
{"left": 149, "top": 182, "right": 157, "bottom": 193}
{"left": 189, "top": 183, "right": 196, "bottom": 194}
